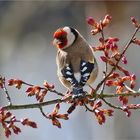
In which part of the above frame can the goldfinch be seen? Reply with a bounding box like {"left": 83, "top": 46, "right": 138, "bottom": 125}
{"left": 53, "top": 26, "right": 98, "bottom": 98}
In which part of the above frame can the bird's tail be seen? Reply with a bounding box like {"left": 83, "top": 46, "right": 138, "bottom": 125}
{"left": 72, "top": 87, "right": 84, "bottom": 99}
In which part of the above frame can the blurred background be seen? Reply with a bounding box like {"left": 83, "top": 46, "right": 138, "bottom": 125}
{"left": 1, "top": 1, "right": 140, "bottom": 140}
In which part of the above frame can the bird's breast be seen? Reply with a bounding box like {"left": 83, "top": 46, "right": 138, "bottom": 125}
{"left": 69, "top": 55, "right": 81, "bottom": 82}
{"left": 70, "top": 55, "right": 81, "bottom": 72}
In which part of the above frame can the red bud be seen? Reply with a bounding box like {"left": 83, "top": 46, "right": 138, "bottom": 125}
{"left": 87, "top": 17, "right": 98, "bottom": 27}
{"left": 122, "top": 56, "right": 128, "bottom": 64}
{"left": 131, "top": 17, "right": 139, "bottom": 28}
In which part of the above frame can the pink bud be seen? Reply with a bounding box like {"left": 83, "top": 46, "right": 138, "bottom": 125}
{"left": 131, "top": 17, "right": 139, "bottom": 28}
{"left": 131, "top": 74, "right": 136, "bottom": 80}
{"left": 122, "top": 56, "right": 128, "bottom": 64}
{"left": 100, "top": 56, "right": 108, "bottom": 62}
{"left": 122, "top": 106, "right": 131, "bottom": 117}
{"left": 87, "top": 17, "right": 96, "bottom": 26}
{"left": 102, "top": 14, "right": 112, "bottom": 27}
{"left": 132, "top": 38, "right": 140, "bottom": 45}
{"left": 106, "top": 80, "right": 114, "bottom": 86}
{"left": 105, "top": 14, "right": 112, "bottom": 20}
{"left": 95, "top": 100, "right": 102, "bottom": 108}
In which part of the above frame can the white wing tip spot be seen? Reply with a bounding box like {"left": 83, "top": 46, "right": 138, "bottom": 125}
{"left": 66, "top": 71, "right": 72, "bottom": 75}
{"left": 82, "top": 62, "right": 86, "bottom": 67}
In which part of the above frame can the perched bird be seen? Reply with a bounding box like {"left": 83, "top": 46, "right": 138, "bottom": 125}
{"left": 53, "top": 26, "right": 98, "bottom": 98}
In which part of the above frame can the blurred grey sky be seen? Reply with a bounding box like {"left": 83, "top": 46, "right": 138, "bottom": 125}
{"left": 1, "top": 1, "right": 140, "bottom": 140}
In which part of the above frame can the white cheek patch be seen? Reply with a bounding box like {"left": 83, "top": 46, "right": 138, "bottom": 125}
{"left": 63, "top": 26, "right": 75, "bottom": 48}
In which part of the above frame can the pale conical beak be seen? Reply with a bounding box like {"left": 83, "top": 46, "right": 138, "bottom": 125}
{"left": 53, "top": 38, "right": 62, "bottom": 46}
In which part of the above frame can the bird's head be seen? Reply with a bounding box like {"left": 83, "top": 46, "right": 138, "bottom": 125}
{"left": 53, "top": 26, "right": 78, "bottom": 49}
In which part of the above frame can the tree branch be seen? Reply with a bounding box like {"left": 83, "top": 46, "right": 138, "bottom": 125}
{"left": 83, "top": 102, "right": 94, "bottom": 112}
{"left": 101, "top": 98, "right": 123, "bottom": 110}
{"left": 3, "top": 91, "right": 140, "bottom": 111}
{"left": 39, "top": 106, "right": 49, "bottom": 119}
{"left": 99, "top": 91, "right": 140, "bottom": 98}
{"left": 0, "top": 76, "right": 12, "bottom": 105}
{"left": 4, "top": 99, "right": 63, "bottom": 110}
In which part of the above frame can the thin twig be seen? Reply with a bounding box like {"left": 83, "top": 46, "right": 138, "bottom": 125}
{"left": 39, "top": 106, "right": 49, "bottom": 119}
{"left": 83, "top": 102, "right": 94, "bottom": 112}
{"left": 99, "top": 22, "right": 108, "bottom": 95}
{"left": 124, "top": 84, "right": 137, "bottom": 93}
{"left": 100, "top": 21, "right": 105, "bottom": 42}
{"left": 1, "top": 77, "right": 12, "bottom": 105}
{"left": 101, "top": 98, "right": 123, "bottom": 110}
{"left": 4, "top": 120, "right": 21, "bottom": 123}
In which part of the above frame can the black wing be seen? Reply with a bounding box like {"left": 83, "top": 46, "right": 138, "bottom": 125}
{"left": 79, "top": 60, "right": 94, "bottom": 86}
{"left": 61, "top": 64, "right": 78, "bottom": 87}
